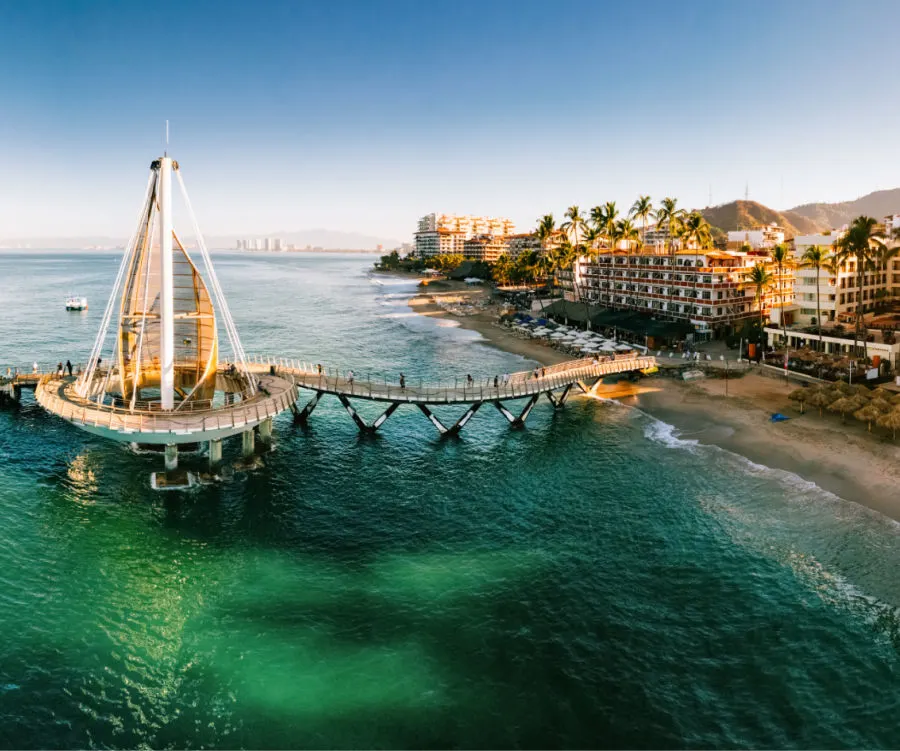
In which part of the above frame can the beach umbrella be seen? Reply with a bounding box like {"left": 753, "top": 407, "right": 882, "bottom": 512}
{"left": 872, "top": 387, "right": 892, "bottom": 399}
{"left": 788, "top": 387, "right": 810, "bottom": 414}
{"left": 877, "top": 407, "right": 900, "bottom": 440}
{"left": 870, "top": 397, "right": 893, "bottom": 413}
{"left": 854, "top": 403, "right": 884, "bottom": 432}
{"left": 851, "top": 384, "right": 871, "bottom": 398}
{"left": 832, "top": 381, "right": 853, "bottom": 395}
{"left": 891, "top": 392, "right": 900, "bottom": 406}
{"left": 807, "top": 390, "right": 836, "bottom": 416}
{"left": 827, "top": 396, "right": 861, "bottom": 422}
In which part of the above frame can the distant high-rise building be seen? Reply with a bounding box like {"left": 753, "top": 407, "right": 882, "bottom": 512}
{"left": 272, "top": 238, "right": 282, "bottom": 251}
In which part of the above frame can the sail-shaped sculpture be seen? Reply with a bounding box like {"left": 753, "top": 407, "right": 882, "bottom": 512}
{"left": 36, "top": 155, "right": 298, "bottom": 483}
{"left": 115, "top": 166, "right": 218, "bottom": 408}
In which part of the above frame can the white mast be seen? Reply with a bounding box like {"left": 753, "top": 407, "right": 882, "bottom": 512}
{"left": 158, "top": 156, "right": 175, "bottom": 410}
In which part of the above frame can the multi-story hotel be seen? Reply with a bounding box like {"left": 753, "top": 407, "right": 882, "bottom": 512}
{"left": 791, "top": 229, "right": 896, "bottom": 327}
{"left": 463, "top": 234, "right": 514, "bottom": 263}
{"left": 414, "top": 213, "right": 515, "bottom": 259}
{"left": 566, "top": 249, "right": 789, "bottom": 339}
{"left": 506, "top": 233, "right": 543, "bottom": 259}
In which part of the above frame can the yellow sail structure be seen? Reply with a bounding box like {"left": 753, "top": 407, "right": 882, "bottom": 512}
{"left": 115, "top": 161, "right": 217, "bottom": 408}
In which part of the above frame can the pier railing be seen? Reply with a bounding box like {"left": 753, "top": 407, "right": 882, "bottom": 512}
{"left": 243, "top": 354, "right": 656, "bottom": 404}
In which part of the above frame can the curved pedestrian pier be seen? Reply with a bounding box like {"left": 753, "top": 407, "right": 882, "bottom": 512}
{"left": 246, "top": 354, "right": 657, "bottom": 435}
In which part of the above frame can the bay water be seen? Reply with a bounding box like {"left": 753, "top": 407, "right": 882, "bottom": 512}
{"left": 1, "top": 251, "right": 900, "bottom": 748}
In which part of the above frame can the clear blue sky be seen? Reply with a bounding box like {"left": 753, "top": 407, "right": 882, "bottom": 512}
{"left": 2, "top": 0, "right": 899, "bottom": 242}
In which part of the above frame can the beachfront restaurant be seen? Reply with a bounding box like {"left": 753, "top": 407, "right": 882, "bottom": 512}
{"left": 545, "top": 300, "right": 694, "bottom": 348}
{"left": 764, "top": 326, "right": 900, "bottom": 370}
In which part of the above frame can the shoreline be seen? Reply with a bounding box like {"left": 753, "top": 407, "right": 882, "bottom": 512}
{"left": 405, "top": 276, "right": 900, "bottom": 522}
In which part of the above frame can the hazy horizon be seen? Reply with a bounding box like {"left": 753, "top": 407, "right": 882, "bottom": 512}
{"left": 3, "top": 0, "right": 899, "bottom": 240}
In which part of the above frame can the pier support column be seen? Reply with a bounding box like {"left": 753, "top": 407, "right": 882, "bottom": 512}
{"left": 242, "top": 429, "right": 255, "bottom": 457}
{"left": 208, "top": 439, "right": 222, "bottom": 471}
{"left": 257, "top": 417, "right": 273, "bottom": 445}
{"left": 164, "top": 444, "right": 178, "bottom": 472}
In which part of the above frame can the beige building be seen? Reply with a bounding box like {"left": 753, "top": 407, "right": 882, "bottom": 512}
{"left": 506, "top": 233, "right": 543, "bottom": 259}
{"left": 462, "top": 234, "right": 512, "bottom": 262}
{"left": 567, "top": 249, "right": 788, "bottom": 339}
{"left": 414, "top": 213, "right": 515, "bottom": 259}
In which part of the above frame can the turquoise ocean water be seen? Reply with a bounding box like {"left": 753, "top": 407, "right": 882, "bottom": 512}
{"left": 2, "top": 251, "right": 900, "bottom": 748}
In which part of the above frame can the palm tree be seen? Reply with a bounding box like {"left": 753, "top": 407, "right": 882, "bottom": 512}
{"left": 630, "top": 195, "right": 654, "bottom": 251}
{"left": 602, "top": 202, "right": 619, "bottom": 308}
{"left": 492, "top": 254, "right": 514, "bottom": 286}
{"left": 799, "top": 244, "right": 831, "bottom": 350}
{"left": 676, "top": 212, "right": 713, "bottom": 317}
{"left": 679, "top": 212, "right": 712, "bottom": 249}
{"left": 744, "top": 262, "right": 774, "bottom": 337}
{"left": 581, "top": 225, "right": 602, "bottom": 309}
{"left": 655, "top": 197, "right": 686, "bottom": 266}
{"left": 616, "top": 218, "right": 640, "bottom": 252}
{"left": 834, "top": 215, "right": 887, "bottom": 361}
{"left": 770, "top": 243, "right": 794, "bottom": 352}
{"left": 561, "top": 206, "right": 586, "bottom": 251}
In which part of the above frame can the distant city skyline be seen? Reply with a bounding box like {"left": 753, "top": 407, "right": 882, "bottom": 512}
{"left": 2, "top": 0, "right": 900, "bottom": 240}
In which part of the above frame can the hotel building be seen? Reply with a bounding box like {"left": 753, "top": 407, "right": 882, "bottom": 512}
{"left": 414, "top": 213, "right": 515, "bottom": 260}
{"left": 566, "top": 249, "right": 788, "bottom": 339}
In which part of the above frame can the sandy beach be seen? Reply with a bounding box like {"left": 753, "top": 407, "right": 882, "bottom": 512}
{"left": 407, "top": 278, "right": 900, "bottom": 522}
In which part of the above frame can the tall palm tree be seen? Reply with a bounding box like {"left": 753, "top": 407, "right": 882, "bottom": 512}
{"left": 679, "top": 212, "right": 712, "bottom": 249}
{"left": 581, "top": 225, "right": 602, "bottom": 309}
{"left": 629, "top": 195, "right": 654, "bottom": 251}
{"left": 655, "top": 197, "right": 686, "bottom": 265}
{"left": 616, "top": 218, "right": 640, "bottom": 252}
{"left": 799, "top": 244, "right": 831, "bottom": 350}
{"left": 770, "top": 243, "right": 794, "bottom": 351}
{"left": 834, "top": 215, "right": 887, "bottom": 360}
{"left": 536, "top": 213, "right": 556, "bottom": 254}
{"left": 602, "top": 202, "right": 619, "bottom": 308}
{"left": 561, "top": 206, "right": 586, "bottom": 251}
{"left": 680, "top": 212, "right": 713, "bottom": 317}
{"left": 744, "top": 262, "right": 774, "bottom": 340}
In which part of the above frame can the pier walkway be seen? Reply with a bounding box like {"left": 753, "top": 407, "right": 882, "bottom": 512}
{"left": 246, "top": 354, "right": 656, "bottom": 435}
{"left": 6, "top": 354, "right": 656, "bottom": 439}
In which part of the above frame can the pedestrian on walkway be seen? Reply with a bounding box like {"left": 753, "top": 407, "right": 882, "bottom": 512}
{"left": 399, "top": 373, "right": 406, "bottom": 389}
{"left": 466, "top": 374, "right": 474, "bottom": 386}
{"left": 32, "top": 361, "right": 38, "bottom": 374}
{"left": 493, "top": 375, "right": 499, "bottom": 388}
{"left": 57, "top": 362, "right": 63, "bottom": 377}
{"left": 66, "top": 360, "right": 73, "bottom": 376}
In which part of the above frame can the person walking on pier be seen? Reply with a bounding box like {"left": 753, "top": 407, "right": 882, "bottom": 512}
{"left": 65, "top": 360, "right": 73, "bottom": 377}
{"left": 541, "top": 367, "right": 546, "bottom": 378}
{"left": 399, "top": 373, "right": 406, "bottom": 389}
{"left": 347, "top": 370, "right": 354, "bottom": 386}
{"left": 466, "top": 374, "right": 474, "bottom": 387}
{"left": 493, "top": 375, "right": 499, "bottom": 389}
{"left": 32, "top": 361, "right": 38, "bottom": 374}
{"left": 57, "top": 362, "right": 63, "bottom": 377}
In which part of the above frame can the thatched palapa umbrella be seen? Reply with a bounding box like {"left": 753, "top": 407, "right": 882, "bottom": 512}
{"left": 788, "top": 388, "right": 810, "bottom": 414}
{"left": 854, "top": 404, "right": 884, "bottom": 432}
{"left": 870, "top": 397, "right": 893, "bottom": 413}
{"left": 807, "top": 390, "right": 836, "bottom": 416}
{"left": 828, "top": 395, "right": 866, "bottom": 423}
{"left": 877, "top": 408, "right": 900, "bottom": 440}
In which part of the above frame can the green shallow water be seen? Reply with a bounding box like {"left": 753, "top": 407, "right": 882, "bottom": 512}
{"left": 2, "top": 251, "right": 900, "bottom": 748}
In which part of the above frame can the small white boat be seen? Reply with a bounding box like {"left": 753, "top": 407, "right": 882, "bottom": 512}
{"left": 65, "top": 295, "right": 88, "bottom": 311}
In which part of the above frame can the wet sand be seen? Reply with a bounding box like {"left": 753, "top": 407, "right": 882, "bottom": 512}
{"left": 407, "top": 279, "right": 900, "bottom": 521}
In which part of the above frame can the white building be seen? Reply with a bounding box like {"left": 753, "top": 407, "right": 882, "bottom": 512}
{"left": 727, "top": 223, "right": 785, "bottom": 250}
{"left": 415, "top": 213, "right": 515, "bottom": 259}
{"left": 791, "top": 229, "right": 896, "bottom": 328}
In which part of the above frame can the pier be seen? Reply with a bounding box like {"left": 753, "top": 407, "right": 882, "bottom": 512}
{"left": 9, "top": 153, "right": 657, "bottom": 483}
{"left": 247, "top": 354, "right": 656, "bottom": 435}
